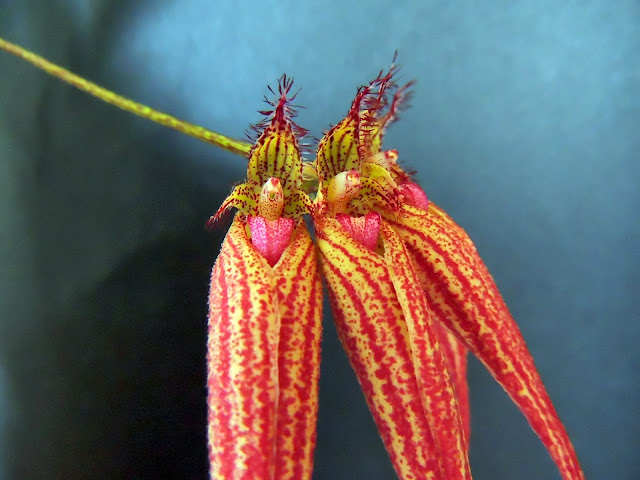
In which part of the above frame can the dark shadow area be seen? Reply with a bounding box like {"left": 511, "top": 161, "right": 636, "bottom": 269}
{"left": 8, "top": 227, "right": 216, "bottom": 479}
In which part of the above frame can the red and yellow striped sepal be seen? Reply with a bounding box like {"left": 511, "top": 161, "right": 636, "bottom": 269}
{"left": 316, "top": 214, "right": 471, "bottom": 480}
{"left": 207, "top": 216, "right": 323, "bottom": 480}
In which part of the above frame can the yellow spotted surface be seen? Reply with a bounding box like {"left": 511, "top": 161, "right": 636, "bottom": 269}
{"left": 208, "top": 217, "right": 322, "bottom": 480}
{"left": 388, "top": 203, "right": 585, "bottom": 480}
{"left": 380, "top": 222, "right": 470, "bottom": 480}
{"left": 316, "top": 215, "right": 470, "bottom": 480}
{"left": 434, "top": 323, "right": 470, "bottom": 450}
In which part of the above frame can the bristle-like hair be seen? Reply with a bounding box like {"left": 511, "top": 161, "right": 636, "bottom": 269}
{"left": 365, "top": 57, "right": 400, "bottom": 112}
{"left": 244, "top": 74, "right": 309, "bottom": 147}
{"left": 359, "top": 54, "right": 416, "bottom": 164}
{"left": 206, "top": 208, "right": 234, "bottom": 231}
{"left": 362, "top": 53, "right": 415, "bottom": 131}
{"left": 353, "top": 57, "right": 400, "bottom": 160}
{"left": 384, "top": 79, "right": 415, "bottom": 125}
{"left": 348, "top": 84, "right": 376, "bottom": 121}
{"left": 206, "top": 196, "right": 237, "bottom": 230}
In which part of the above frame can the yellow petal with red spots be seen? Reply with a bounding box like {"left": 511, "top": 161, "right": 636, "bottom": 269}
{"left": 207, "top": 217, "right": 322, "bottom": 480}
{"left": 316, "top": 214, "right": 471, "bottom": 480}
{"left": 434, "top": 322, "right": 470, "bottom": 450}
{"left": 380, "top": 221, "right": 471, "bottom": 480}
{"left": 388, "top": 203, "right": 585, "bottom": 480}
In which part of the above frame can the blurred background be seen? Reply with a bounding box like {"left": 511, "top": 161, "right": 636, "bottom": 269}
{"left": 0, "top": 0, "right": 638, "bottom": 478}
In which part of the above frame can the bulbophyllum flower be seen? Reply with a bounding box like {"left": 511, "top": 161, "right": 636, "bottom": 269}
{"left": 207, "top": 66, "right": 585, "bottom": 480}
{"left": 206, "top": 77, "right": 323, "bottom": 479}
{"left": 0, "top": 36, "right": 585, "bottom": 480}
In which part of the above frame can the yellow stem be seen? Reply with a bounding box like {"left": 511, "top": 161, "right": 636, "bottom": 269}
{"left": 0, "top": 36, "right": 252, "bottom": 157}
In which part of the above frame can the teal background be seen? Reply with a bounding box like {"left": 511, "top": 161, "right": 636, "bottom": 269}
{"left": 0, "top": 1, "right": 638, "bottom": 478}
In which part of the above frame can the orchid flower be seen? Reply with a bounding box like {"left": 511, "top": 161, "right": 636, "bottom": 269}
{"left": 0, "top": 37, "right": 585, "bottom": 480}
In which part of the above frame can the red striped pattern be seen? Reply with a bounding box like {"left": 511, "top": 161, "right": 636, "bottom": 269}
{"left": 316, "top": 215, "right": 471, "bottom": 480}
{"left": 388, "top": 203, "right": 585, "bottom": 480}
{"left": 207, "top": 217, "right": 322, "bottom": 480}
{"left": 434, "top": 322, "right": 470, "bottom": 450}
{"left": 380, "top": 221, "right": 471, "bottom": 480}
{"left": 248, "top": 122, "right": 304, "bottom": 198}
{"left": 315, "top": 114, "right": 361, "bottom": 184}
{"left": 273, "top": 221, "right": 323, "bottom": 479}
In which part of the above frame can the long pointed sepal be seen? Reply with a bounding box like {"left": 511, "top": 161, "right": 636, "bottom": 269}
{"left": 389, "top": 203, "right": 584, "bottom": 480}
{"left": 316, "top": 214, "right": 471, "bottom": 480}
{"left": 207, "top": 217, "right": 322, "bottom": 480}
{"left": 434, "top": 322, "right": 471, "bottom": 450}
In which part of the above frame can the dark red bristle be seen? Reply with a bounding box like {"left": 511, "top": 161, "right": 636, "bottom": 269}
{"left": 386, "top": 80, "right": 415, "bottom": 123}
{"left": 206, "top": 205, "right": 234, "bottom": 231}
{"left": 348, "top": 85, "right": 376, "bottom": 119}
{"left": 244, "top": 74, "right": 309, "bottom": 150}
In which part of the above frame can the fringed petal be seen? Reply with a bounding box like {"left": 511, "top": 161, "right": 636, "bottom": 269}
{"left": 316, "top": 215, "right": 470, "bottom": 480}
{"left": 388, "top": 203, "right": 585, "bottom": 480}
{"left": 207, "top": 217, "right": 322, "bottom": 480}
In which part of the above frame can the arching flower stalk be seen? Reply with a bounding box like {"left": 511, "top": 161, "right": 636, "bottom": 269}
{"left": 0, "top": 37, "right": 585, "bottom": 480}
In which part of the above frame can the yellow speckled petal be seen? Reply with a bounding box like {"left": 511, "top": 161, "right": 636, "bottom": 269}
{"left": 316, "top": 215, "right": 470, "bottom": 480}
{"left": 380, "top": 221, "right": 470, "bottom": 480}
{"left": 207, "top": 217, "right": 322, "bottom": 480}
{"left": 434, "top": 322, "right": 470, "bottom": 450}
{"left": 388, "top": 203, "right": 585, "bottom": 480}
{"left": 273, "top": 221, "right": 323, "bottom": 480}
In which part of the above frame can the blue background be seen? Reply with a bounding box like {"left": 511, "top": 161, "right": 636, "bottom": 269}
{"left": 0, "top": 1, "right": 638, "bottom": 478}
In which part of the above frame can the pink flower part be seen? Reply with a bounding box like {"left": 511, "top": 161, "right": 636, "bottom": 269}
{"left": 400, "top": 182, "right": 430, "bottom": 210}
{"left": 335, "top": 212, "right": 381, "bottom": 252}
{"left": 247, "top": 216, "right": 295, "bottom": 266}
